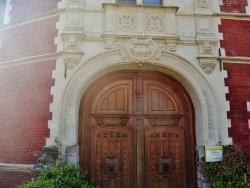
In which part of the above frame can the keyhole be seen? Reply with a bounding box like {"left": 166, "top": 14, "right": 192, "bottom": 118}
{"left": 163, "top": 163, "right": 168, "bottom": 170}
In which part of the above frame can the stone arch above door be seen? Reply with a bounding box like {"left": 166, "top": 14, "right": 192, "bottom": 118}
{"left": 56, "top": 50, "right": 219, "bottom": 150}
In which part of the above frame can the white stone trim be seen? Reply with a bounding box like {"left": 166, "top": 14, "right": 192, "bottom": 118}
{"left": 247, "top": 101, "right": 250, "bottom": 129}
{"left": 221, "top": 69, "right": 232, "bottom": 144}
{"left": 3, "top": 0, "right": 11, "bottom": 25}
{"left": 48, "top": 50, "right": 220, "bottom": 153}
{"left": 246, "top": 0, "right": 250, "bottom": 14}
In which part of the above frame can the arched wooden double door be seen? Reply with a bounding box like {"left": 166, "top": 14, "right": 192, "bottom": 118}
{"left": 79, "top": 71, "right": 196, "bottom": 188}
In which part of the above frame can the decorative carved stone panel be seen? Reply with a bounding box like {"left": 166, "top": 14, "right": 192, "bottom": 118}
{"left": 61, "top": 34, "right": 84, "bottom": 52}
{"left": 103, "top": 4, "right": 178, "bottom": 37}
{"left": 120, "top": 39, "right": 162, "bottom": 64}
{"left": 199, "top": 59, "right": 217, "bottom": 74}
{"left": 62, "top": 52, "right": 83, "bottom": 77}
{"left": 144, "top": 12, "right": 165, "bottom": 33}
{"left": 116, "top": 11, "right": 137, "bottom": 32}
{"left": 197, "top": 40, "right": 218, "bottom": 56}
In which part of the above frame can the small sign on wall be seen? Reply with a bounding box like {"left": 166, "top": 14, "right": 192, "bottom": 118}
{"left": 205, "top": 146, "right": 223, "bottom": 162}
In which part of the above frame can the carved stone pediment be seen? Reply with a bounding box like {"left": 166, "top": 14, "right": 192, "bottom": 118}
{"left": 120, "top": 39, "right": 162, "bottom": 64}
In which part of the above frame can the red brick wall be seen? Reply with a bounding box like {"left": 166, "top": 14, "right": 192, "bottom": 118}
{"left": 0, "top": 16, "right": 58, "bottom": 63}
{"left": 10, "top": 0, "right": 59, "bottom": 23}
{"left": 224, "top": 63, "right": 250, "bottom": 157}
{"left": 0, "top": 60, "right": 55, "bottom": 164}
{"left": 219, "top": 19, "right": 250, "bottom": 57}
{"left": 220, "top": 0, "right": 248, "bottom": 13}
{"left": 0, "top": 171, "right": 34, "bottom": 188}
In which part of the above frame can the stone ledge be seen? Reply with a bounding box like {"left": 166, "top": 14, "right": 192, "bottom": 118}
{"left": 0, "top": 163, "right": 34, "bottom": 173}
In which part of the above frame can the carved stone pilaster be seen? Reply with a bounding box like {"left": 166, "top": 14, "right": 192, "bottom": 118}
{"left": 120, "top": 38, "right": 162, "bottom": 64}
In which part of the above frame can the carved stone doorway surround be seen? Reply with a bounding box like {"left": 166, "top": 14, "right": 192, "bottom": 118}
{"left": 52, "top": 49, "right": 219, "bottom": 172}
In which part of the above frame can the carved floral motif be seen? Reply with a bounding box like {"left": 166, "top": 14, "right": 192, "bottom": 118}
{"left": 199, "top": 60, "right": 216, "bottom": 74}
{"left": 116, "top": 12, "right": 137, "bottom": 32}
{"left": 145, "top": 13, "right": 165, "bottom": 32}
{"left": 64, "top": 56, "right": 81, "bottom": 70}
{"left": 62, "top": 36, "right": 83, "bottom": 52}
{"left": 120, "top": 39, "right": 162, "bottom": 64}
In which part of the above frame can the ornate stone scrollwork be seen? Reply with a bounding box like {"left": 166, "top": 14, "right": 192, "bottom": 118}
{"left": 197, "top": 40, "right": 218, "bottom": 56}
{"left": 61, "top": 34, "right": 84, "bottom": 52}
{"left": 199, "top": 60, "right": 217, "bottom": 74}
{"left": 120, "top": 38, "right": 162, "bottom": 64}
{"left": 62, "top": 53, "right": 83, "bottom": 77}
{"left": 145, "top": 13, "right": 165, "bottom": 32}
{"left": 116, "top": 12, "right": 137, "bottom": 32}
{"left": 64, "top": 56, "right": 81, "bottom": 70}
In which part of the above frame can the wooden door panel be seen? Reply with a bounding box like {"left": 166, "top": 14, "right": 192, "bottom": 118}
{"left": 80, "top": 71, "right": 196, "bottom": 188}
{"left": 143, "top": 79, "right": 183, "bottom": 115}
{"left": 91, "top": 128, "right": 133, "bottom": 188}
{"left": 145, "top": 128, "right": 183, "bottom": 188}
{"left": 93, "top": 80, "right": 133, "bottom": 114}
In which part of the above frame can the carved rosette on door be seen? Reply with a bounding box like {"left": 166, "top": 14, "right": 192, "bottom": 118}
{"left": 79, "top": 71, "right": 196, "bottom": 188}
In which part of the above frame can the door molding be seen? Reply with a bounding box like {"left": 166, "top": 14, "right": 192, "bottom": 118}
{"left": 56, "top": 50, "right": 218, "bottom": 147}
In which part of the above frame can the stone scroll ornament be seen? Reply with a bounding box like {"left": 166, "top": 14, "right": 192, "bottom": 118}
{"left": 120, "top": 39, "right": 162, "bottom": 65}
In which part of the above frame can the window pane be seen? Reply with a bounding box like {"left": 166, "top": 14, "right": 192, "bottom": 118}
{"left": 144, "top": 0, "right": 162, "bottom": 5}
{"left": 118, "top": 0, "right": 136, "bottom": 4}
{"left": 0, "top": 0, "right": 7, "bottom": 25}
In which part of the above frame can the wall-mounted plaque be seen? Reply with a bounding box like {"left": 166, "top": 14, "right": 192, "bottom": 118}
{"left": 205, "top": 146, "right": 223, "bottom": 162}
